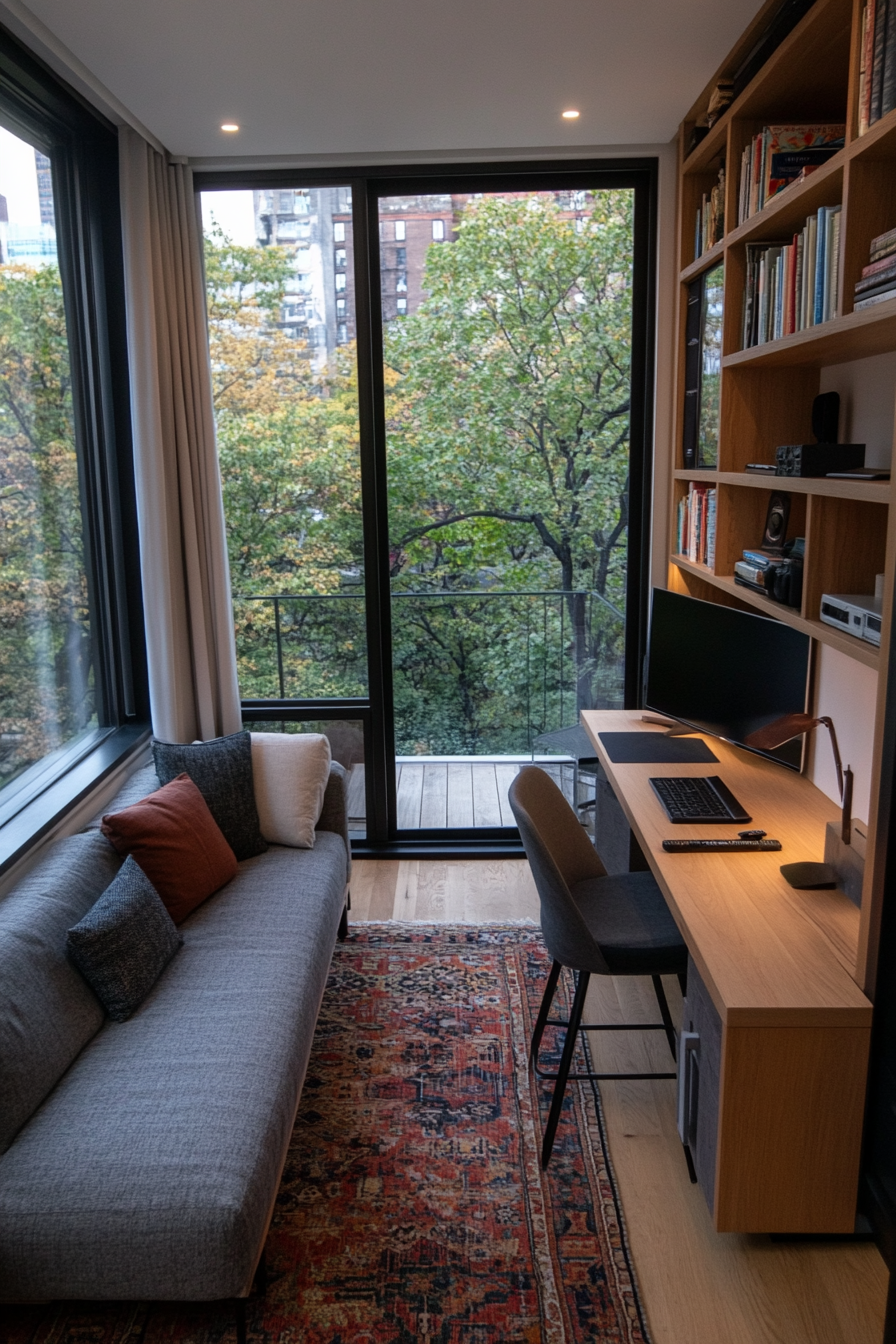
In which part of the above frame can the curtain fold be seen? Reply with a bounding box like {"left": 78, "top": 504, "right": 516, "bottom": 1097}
{"left": 118, "top": 126, "right": 241, "bottom": 743}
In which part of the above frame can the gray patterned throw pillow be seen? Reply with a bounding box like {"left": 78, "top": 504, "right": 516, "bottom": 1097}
{"left": 67, "top": 857, "right": 183, "bottom": 1022}
{"left": 152, "top": 731, "right": 267, "bottom": 860}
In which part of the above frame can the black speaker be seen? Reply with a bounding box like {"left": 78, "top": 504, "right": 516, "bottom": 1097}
{"left": 811, "top": 391, "right": 840, "bottom": 443}
{"left": 761, "top": 492, "right": 791, "bottom": 554}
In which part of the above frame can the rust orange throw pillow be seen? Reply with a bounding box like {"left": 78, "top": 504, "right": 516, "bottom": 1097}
{"left": 101, "top": 773, "right": 237, "bottom": 924}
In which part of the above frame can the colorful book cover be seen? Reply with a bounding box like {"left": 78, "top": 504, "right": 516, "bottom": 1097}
{"left": 763, "top": 126, "right": 845, "bottom": 204}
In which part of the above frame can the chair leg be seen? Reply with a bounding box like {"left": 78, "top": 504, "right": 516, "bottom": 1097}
{"left": 530, "top": 959, "right": 563, "bottom": 1070}
{"left": 337, "top": 903, "right": 349, "bottom": 942}
{"left": 652, "top": 974, "right": 678, "bottom": 1061}
{"left": 541, "top": 969, "right": 590, "bottom": 1169}
{"left": 234, "top": 1298, "right": 247, "bottom": 1344}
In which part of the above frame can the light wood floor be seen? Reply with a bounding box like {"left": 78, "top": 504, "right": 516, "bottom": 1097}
{"left": 349, "top": 858, "right": 889, "bottom": 1344}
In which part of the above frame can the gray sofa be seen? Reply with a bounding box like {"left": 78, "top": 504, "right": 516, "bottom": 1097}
{"left": 0, "top": 759, "right": 350, "bottom": 1308}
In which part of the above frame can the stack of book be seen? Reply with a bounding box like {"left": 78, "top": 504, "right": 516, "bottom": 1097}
{"left": 694, "top": 164, "right": 725, "bottom": 259}
{"left": 676, "top": 483, "right": 717, "bottom": 568}
{"left": 742, "top": 205, "right": 841, "bottom": 348}
{"left": 733, "top": 549, "right": 783, "bottom": 596}
{"left": 853, "top": 226, "right": 896, "bottom": 309}
{"left": 737, "top": 125, "right": 844, "bottom": 224}
{"left": 858, "top": 0, "right": 896, "bottom": 135}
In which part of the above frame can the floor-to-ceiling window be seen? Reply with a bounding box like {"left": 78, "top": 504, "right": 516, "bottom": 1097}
{"left": 197, "top": 163, "right": 656, "bottom": 853}
{"left": 0, "top": 32, "right": 147, "bottom": 869}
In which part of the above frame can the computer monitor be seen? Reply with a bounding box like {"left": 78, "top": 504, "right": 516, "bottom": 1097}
{"left": 644, "top": 589, "right": 812, "bottom": 770}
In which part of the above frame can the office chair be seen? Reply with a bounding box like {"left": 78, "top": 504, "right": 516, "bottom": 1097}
{"left": 508, "top": 766, "right": 688, "bottom": 1168}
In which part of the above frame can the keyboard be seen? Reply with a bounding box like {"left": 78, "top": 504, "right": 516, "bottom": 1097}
{"left": 662, "top": 838, "right": 781, "bottom": 852}
{"left": 649, "top": 775, "right": 751, "bottom": 824}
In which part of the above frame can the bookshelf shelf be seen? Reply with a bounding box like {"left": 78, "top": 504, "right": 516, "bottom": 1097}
{"left": 722, "top": 298, "right": 896, "bottom": 367}
{"left": 673, "top": 469, "right": 891, "bottom": 503}
{"left": 670, "top": 558, "right": 881, "bottom": 670}
{"left": 680, "top": 239, "right": 726, "bottom": 284}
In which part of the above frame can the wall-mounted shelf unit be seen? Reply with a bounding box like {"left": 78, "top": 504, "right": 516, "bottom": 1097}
{"left": 670, "top": 0, "right": 896, "bottom": 1004}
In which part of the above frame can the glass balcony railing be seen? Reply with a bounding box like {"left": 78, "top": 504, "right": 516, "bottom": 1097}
{"left": 234, "top": 588, "right": 624, "bottom": 756}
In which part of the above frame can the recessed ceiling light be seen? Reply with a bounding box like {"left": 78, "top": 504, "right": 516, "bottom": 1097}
{"left": 221, "top": 122, "right": 240, "bottom": 133}
{"left": 562, "top": 109, "right": 580, "bottom": 120}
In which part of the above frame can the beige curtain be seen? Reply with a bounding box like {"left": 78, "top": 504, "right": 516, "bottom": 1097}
{"left": 118, "top": 126, "right": 241, "bottom": 743}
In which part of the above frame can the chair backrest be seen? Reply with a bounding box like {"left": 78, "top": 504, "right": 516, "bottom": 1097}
{"left": 508, "top": 766, "right": 610, "bottom": 972}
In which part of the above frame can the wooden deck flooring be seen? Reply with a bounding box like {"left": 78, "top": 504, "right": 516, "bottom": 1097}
{"left": 346, "top": 757, "right": 580, "bottom": 830}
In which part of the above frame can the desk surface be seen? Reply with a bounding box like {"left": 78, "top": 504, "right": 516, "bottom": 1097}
{"left": 582, "top": 710, "right": 872, "bottom": 1029}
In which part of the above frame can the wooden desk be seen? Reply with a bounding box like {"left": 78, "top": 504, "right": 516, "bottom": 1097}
{"left": 582, "top": 709, "right": 872, "bottom": 1235}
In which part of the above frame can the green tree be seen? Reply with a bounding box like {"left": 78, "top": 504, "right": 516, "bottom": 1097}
{"left": 0, "top": 262, "right": 93, "bottom": 783}
{"left": 384, "top": 192, "right": 633, "bottom": 723}
{"left": 204, "top": 234, "right": 366, "bottom": 698}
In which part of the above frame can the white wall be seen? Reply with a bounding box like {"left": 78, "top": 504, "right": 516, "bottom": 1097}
{"left": 806, "top": 644, "right": 877, "bottom": 822}
{"left": 819, "top": 351, "right": 896, "bottom": 469}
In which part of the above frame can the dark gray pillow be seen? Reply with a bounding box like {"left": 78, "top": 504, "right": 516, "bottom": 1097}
{"left": 152, "top": 731, "right": 267, "bottom": 860}
{"left": 67, "top": 857, "right": 183, "bottom": 1022}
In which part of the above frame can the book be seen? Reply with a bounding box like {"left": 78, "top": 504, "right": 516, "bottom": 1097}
{"left": 767, "top": 144, "right": 843, "bottom": 196}
{"left": 734, "top": 560, "right": 772, "bottom": 587}
{"left": 861, "top": 253, "right": 896, "bottom": 279}
{"left": 884, "top": 0, "right": 896, "bottom": 117}
{"left": 860, "top": 0, "right": 877, "bottom": 134}
{"left": 870, "top": 223, "right": 896, "bottom": 260}
{"left": 742, "top": 548, "right": 784, "bottom": 568}
{"left": 871, "top": 0, "right": 889, "bottom": 125}
{"left": 856, "top": 264, "right": 896, "bottom": 294}
{"left": 737, "top": 126, "right": 845, "bottom": 221}
{"left": 814, "top": 205, "right": 828, "bottom": 325}
{"left": 854, "top": 284, "right": 896, "bottom": 308}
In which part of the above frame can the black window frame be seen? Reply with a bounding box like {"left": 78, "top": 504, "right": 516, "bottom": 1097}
{"left": 0, "top": 27, "right": 149, "bottom": 876}
{"left": 196, "top": 158, "right": 657, "bottom": 857}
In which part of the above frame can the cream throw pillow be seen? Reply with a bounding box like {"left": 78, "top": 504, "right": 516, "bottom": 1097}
{"left": 250, "top": 732, "right": 331, "bottom": 848}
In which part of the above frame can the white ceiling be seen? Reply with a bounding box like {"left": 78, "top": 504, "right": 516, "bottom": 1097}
{"left": 9, "top": 0, "right": 766, "bottom": 160}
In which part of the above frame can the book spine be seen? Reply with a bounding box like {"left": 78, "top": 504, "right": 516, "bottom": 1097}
{"left": 861, "top": 252, "right": 896, "bottom": 279}
{"left": 884, "top": 0, "right": 896, "bottom": 116}
{"left": 806, "top": 214, "right": 818, "bottom": 325}
{"left": 706, "top": 489, "right": 717, "bottom": 570}
{"left": 814, "top": 207, "right": 828, "bottom": 324}
{"left": 854, "top": 284, "right": 896, "bottom": 308}
{"left": 795, "top": 231, "right": 804, "bottom": 331}
{"left": 862, "top": 0, "right": 878, "bottom": 133}
{"left": 859, "top": 2, "right": 871, "bottom": 135}
{"left": 856, "top": 266, "right": 896, "bottom": 293}
{"left": 828, "top": 208, "right": 841, "bottom": 320}
{"left": 871, "top": 0, "right": 889, "bottom": 125}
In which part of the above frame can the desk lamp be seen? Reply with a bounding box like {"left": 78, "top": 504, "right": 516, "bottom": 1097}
{"left": 744, "top": 712, "right": 853, "bottom": 888}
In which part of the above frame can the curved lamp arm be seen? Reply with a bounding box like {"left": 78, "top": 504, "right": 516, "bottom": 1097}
{"left": 743, "top": 712, "right": 844, "bottom": 799}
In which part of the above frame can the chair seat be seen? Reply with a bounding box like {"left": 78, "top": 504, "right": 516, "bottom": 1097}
{"left": 569, "top": 870, "right": 688, "bottom": 976}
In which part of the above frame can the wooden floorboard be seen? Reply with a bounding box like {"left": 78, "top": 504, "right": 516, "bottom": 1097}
{"left": 446, "top": 761, "right": 474, "bottom": 827}
{"left": 420, "top": 763, "right": 448, "bottom": 828}
{"left": 347, "top": 857, "right": 888, "bottom": 1344}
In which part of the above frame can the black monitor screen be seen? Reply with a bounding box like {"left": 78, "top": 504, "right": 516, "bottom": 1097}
{"left": 645, "top": 589, "right": 811, "bottom": 770}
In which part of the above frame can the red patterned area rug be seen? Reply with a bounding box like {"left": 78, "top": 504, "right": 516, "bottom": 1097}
{"left": 8, "top": 923, "right": 651, "bottom": 1344}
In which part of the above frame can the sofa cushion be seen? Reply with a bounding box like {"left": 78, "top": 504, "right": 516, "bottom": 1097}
{"left": 0, "top": 833, "right": 348, "bottom": 1301}
{"left": 0, "top": 831, "right": 122, "bottom": 1154}
{"left": 67, "top": 857, "right": 183, "bottom": 1021}
{"left": 84, "top": 761, "right": 160, "bottom": 829}
{"left": 250, "top": 731, "right": 331, "bottom": 848}
{"left": 153, "top": 732, "right": 267, "bottom": 861}
{"left": 101, "top": 774, "right": 238, "bottom": 924}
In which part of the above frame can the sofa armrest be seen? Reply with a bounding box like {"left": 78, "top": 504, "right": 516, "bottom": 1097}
{"left": 316, "top": 762, "right": 351, "bottom": 880}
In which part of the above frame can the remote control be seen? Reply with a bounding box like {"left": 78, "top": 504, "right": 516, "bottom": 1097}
{"left": 662, "top": 838, "right": 782, "bottom": 852}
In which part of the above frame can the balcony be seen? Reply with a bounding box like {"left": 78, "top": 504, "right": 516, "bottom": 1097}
{"left": 236, "top": 588, "right": 624, "bottom": 831}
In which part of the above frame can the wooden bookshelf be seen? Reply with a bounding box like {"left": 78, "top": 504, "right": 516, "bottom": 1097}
{"left": 670, "top": 0, "right": 896, "bottom": 998}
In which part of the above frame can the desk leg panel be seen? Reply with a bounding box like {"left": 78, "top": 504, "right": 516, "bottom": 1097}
{"left": 714, "top": 1024, "right": 870, "bottom": 1234}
